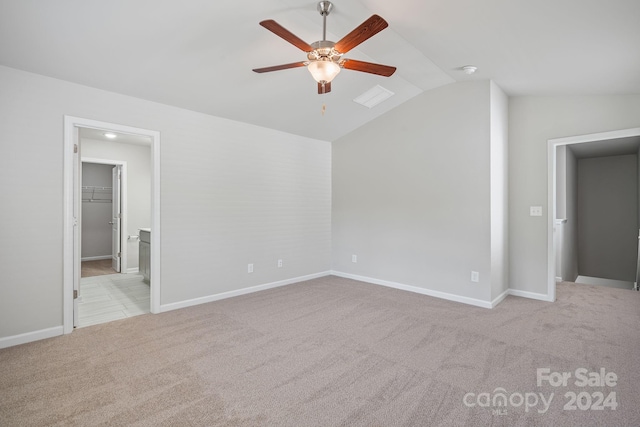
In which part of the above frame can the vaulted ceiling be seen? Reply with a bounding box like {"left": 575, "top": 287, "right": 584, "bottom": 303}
{"left": 1, "top": 0, "right": 639, "bottom": 141}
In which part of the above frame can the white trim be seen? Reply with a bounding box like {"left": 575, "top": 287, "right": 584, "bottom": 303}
{"left": 64, "top": 116, "right": 161, "bottom": 334}
{"left": 0, "top": 326, "right": 63, "bottom": 349}
{"left": 81, "top": 157, "right": 128, "bottom": 273}
{"left": 81, "top": 255, "right": 112, "bottom": 261}
{"left": 159, "top": 271, "right": 332, "bottom": 313}
{"left": 491, "top": 289, "right": 509, "bottom": 307}
{"left": 126, "top": 267, "right": 140, "bottom": 274}
{"left": 507, "top": 288, "right": 553, "bottom": 302}
{"left": 555, "top": 276, "right": 563, "bottom": 283}
{"left": 547, "top": 127, "right": 640, "bottom": 305}
{"left": 331, "top": 271, "right": 495, "bottom": 309}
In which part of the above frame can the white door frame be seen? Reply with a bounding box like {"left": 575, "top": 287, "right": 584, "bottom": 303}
{"left": 547, "top": 127, "right": 640, "bottom": 303}
{"left": 64, "top": 116, "right": 161, "bottom": 334}
{"left": 82, "top": 158, "right": 128, "bottom": 272}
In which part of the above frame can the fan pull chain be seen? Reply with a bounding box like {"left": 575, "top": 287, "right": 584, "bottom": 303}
{"left": 322, "top": 104, "right": 326, "bottom": 116}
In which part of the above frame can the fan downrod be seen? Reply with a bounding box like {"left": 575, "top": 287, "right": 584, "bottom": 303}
{"left": 317, "top": 1, "right": 334, "bottom": 16}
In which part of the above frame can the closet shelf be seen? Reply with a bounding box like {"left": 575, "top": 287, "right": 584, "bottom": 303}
{"left": 82, "top": 186, "right": 113, "bottom": 203}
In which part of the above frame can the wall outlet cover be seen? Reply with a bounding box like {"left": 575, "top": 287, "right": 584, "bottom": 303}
{"left": 530, "top": 206, "right": 543, "bottom": 216}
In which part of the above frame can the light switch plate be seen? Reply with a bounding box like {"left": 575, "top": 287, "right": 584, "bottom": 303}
{"left": 530, "top": 206, "right": 543, "bottom": 216}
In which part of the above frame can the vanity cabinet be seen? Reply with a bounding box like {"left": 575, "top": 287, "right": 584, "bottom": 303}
{"left": 139, "top": 229, "right": 150, "bottom": 284}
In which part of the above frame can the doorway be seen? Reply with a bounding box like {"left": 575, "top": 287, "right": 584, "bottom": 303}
{"left": 63, "top": 116, "right": 161, "bottom": 334}
{"left": 548, "top": 127, "right": 640, "bottom": 300}
{"left": 81, "top": 160, "right": 126, "bottom": 277}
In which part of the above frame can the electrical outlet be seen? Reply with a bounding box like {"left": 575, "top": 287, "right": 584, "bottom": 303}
{"left": 471, "top": 271, "right": 479, "bottom": 282}
{"left": 530, "top": 206, "right": 543, "bottom": 217}
{"left": 352, "top": 254, "right": 357, "bottom": 263}
{"left": 248, "top": 263, "right": 253, "bottom": 273}
{"left": 277, "top": 259, "right": 283, "bottom": 268}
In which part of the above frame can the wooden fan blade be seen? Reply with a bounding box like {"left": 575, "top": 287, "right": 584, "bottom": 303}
{"left": 318, "top": 81, "right": 332, "bottom": 94}
{"left": 342, "top": 59, "right": 396, "bottom": 77}
{"left": 253, "top": 62, "right": 307, "bottom": 73}
{"left": 259, "top": 20, "right": 313, "bottom": 52}
{"left": 334, "top": 15, "right": 388, "bottom": 54}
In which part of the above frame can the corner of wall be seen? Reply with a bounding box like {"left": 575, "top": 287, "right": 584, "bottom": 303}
{"left": 490, "top": 81, "right": 509, "bottom": 301}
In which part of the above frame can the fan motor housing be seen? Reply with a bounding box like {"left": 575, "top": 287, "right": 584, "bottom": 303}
{"left": 308, "top": 40, "right": 342, "bottom": 61}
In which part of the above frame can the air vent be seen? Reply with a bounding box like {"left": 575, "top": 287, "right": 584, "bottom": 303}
{"left": 353, "top": 85, "right": 395, "bottom": 108}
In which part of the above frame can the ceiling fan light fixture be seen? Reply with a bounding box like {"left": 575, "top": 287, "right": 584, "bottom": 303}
{"left": 307, "top": 59, "right": 341, "bottom": 84}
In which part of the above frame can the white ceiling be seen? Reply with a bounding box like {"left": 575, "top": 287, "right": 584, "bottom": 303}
{"left": 79, "top": 127, "right": 152, "bottom": 146}
{"left": 570, "top": 136, "right": 640, "bottom": 159}
{"left": 1, "top": 0, "right": 639, "bottom": 142}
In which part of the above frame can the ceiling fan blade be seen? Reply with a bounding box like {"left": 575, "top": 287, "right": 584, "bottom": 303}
{"left": 259, "top": 20, "right": 314, "bottom": 52}
{"left": 341, "top": 59, "right": 396, "bottom": 77}
{"left": 253, "top": 62, "right": 307, "bottom": 73}
{"left": 318, "top": 81, "right": 332, "bottom": 94}
{"left": 334, "top": 15, "right": 388, "bottom": 54}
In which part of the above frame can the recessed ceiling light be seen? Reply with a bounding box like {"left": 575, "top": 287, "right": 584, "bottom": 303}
{"left": 104, "top": 132, "right": 117, "bottom": 139}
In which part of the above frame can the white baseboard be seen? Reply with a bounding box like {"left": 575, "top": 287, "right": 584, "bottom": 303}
{"left": 555, "top": 276, "right": 563, "bottom": 283}
{"left": 81, "top": 255, "right": 111, "bottom": 261}
{"left": 491, "top": 289, "right": 510, "bottom": 307}
{"left": 331, "top": 271, "right": 494, "bottom": 309}
{"left": 0, "top": 326, "right": 64, "bottom": 349}
{"left": 507, "top": 288, "right": 552, "bottom": 302}
{"left": 159, "top": 271, "right": 332, "bottom": 313}
{"left": 126, "top": 268, "right": 139, "bottom": 274}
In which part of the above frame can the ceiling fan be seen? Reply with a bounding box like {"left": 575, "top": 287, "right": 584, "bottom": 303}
{"left": 252, "top": 1, "right": 396, "bottom": 94}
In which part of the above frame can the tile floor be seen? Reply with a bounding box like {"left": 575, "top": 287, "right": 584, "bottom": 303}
{"left": 78, "top": 273, "right": 150, "bottom": 328}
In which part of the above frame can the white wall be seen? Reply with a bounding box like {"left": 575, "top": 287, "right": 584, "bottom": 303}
{"left": 0, "top": 65, "right": 331, "bottom": 340}
{"left": 81, "top": 162, "right": 113, "bottom": 259}
{"left": 82, "top": 138, "right": 151, "bottom": 270}
{"left": 509, "top": 95, "right": 640, "bottom": 295}
{"left": 332, "top": 81, "right": 498, "bottom": 304}
{"left": 577, "top": 154, "right": 638, "bottom": 281}
{"left": 490, "top": 81, "right": 509, "bottom": 301}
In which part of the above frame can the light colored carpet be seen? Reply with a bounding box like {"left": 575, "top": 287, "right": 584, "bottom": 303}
{"left": 1, "top": 276, "right": 639, "bottom": 426}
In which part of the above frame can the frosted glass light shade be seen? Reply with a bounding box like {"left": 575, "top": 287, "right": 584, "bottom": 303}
{"left": 307, "top": 60, "right": 341, "bottom": 83}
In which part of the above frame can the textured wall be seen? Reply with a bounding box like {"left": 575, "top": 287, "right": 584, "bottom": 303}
{"left": 0, "top": 65, "right": 331, "bottom": 339}
{"left": 509, "top": 95, "right": 640, "bottom": 294}
{"left": 333, "top": 81, "right": 494, "bottom": 303}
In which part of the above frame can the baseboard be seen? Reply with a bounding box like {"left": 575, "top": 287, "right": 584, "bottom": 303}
{"left": 126, "top": 268, "right": 139, "bottom": 274}
{"left": 507, "top": 288, "right": 552, "bottom": 302}
{"left": 491, "top": 289, "right": 510, "bottom": 308}
{"left": 331, "top": 271, "right": 494, "bottom": 309}
{"left": 159, "top": 271, "right": 332, "bottom": 313}
{"left": 555, "top": 276, "right": 562, "bottom": 283}
{"left": 0, "top": 326, "right": 64, "bottom": 349}
{"left": 81, "top": 255, "right": 111, "bottom": 261}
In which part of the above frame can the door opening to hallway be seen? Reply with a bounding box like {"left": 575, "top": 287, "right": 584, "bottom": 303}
{"left": 77, "top": 128, "right": 152, "bottom": 327}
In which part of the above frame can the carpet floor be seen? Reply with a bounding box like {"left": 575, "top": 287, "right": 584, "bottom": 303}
{"left": 1, "top": 276, "right": 639, "bottom": 426}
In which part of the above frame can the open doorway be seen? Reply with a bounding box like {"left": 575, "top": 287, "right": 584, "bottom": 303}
{"left": 81, "top": 160, "right": 125, "bottom": 278}
{"left": 78, "top": 141, "right": 152, "bottom": 327}
{"left": 63, "top": 117, "right": 161, "bottom": 334}
{"left": 548, "top": 127, "right": 640, "bottom": 300}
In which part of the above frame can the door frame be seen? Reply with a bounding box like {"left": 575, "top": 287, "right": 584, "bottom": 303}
{"left": 64, "top": 116, "right": 161, "bottom": 334}
{"left": 547, "top": 126, "right": 640, "bottom": 302}
{"left": 82, "top": 158, "right": 128, "bottom": 273}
